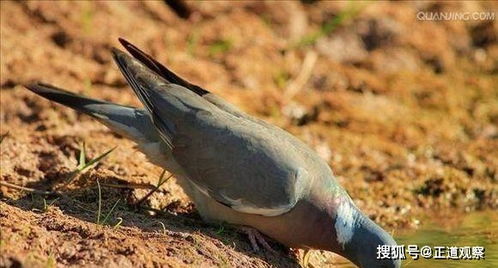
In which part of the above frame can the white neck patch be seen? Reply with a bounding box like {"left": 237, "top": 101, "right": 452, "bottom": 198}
{"left": 334, "top": 200, "right": 357, "bottom": 248}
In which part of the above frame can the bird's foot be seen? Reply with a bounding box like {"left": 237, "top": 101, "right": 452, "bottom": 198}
{"left": 240, "top": 226, "right": 277, "bottom": 253}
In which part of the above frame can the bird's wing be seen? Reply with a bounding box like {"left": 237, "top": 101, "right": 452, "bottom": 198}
{"left": 118, "top": 38, "right": 248, "bottom": 118}
{"left": 112, "top": 48, "right": 310, "bottom": 216}
{"left": 173, "top": 117, "right": 311, "bottom": 216}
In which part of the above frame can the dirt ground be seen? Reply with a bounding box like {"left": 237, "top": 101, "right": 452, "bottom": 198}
{"left": 1, "top": 1, "right": 497, "bottom": 267}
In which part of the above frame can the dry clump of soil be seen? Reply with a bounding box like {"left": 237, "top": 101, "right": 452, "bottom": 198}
{"left": 1, "top": 1, "right": 497, "bottom": 267}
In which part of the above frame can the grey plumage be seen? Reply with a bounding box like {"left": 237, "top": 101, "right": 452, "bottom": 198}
{"left": 111, "top": 48, "right": 312, "bottom": 216}
{"left": 26, "top": 39, "right": 400, "bottom": 268}
{"left": 24, "top": 82, "right": 158, "bottom": 144}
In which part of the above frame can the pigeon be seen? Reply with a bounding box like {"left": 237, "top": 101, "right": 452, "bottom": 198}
{"left": 25, "top": 38, "right": 400, "bottom": 268}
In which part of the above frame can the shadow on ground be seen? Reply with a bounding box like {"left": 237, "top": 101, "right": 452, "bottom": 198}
{"left": 2, "top": 178, "right": 299, "bottom": 267}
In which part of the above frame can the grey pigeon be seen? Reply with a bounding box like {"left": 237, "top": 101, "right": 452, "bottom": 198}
{"left": 25, "top": 38, "right": 400, "bottom": 268}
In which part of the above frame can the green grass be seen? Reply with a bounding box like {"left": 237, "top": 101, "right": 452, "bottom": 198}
{"left": 187, "top": 29, "right": 200, "bottom": 56}
{"left": 294, "top": 2, "right": 362, "bottom": 48}
{"left": 42, "top": 197, "right": 59, "bottom": 212}
{"left": 100, "top": 198, "right": 121, "bottom": 225}
{"left": 135, "top": 169, "right": 172, "bottom": 206}
{"left": 273, "top": 70, "right": 291, "bottom": 89}
{"left": 155, "top": 170, "right": 170, "bottom": 188}
{"left": 95, "top": 178, "right": 122, "bottom": 226}
{"left": 29, "top": 195, "right": 59, "bottom": 213}
{"left": 112, "top": 217, "right": 123, "bottom": 229}
{"left": 62, "top": 142, "right": 116, "bottom": 188}
{"left": 80, "top": 2, "right": 94, "bottom": 34}
{"left": 83, "top": 78, "right": 93, "bottom": 96}
{"left": 45, "top": 253, "right": 56, "bottom": 268}
{"left": 96, "top": 179, "right": 102, "bottom": 224}
{"left": 157, "top": 221, "right": 167, "bottom": 235}
{"left": 208, "top": 39, "right": 233, "bottom": 57}
{"left": 215, "top": 224, "right": 225, "bottom": 235}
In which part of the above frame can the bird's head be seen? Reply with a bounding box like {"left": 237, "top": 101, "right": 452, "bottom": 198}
{"left": 330, "top": 197, "right": 401, "bottom": 268}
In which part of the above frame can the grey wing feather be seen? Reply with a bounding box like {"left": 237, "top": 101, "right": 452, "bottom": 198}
{"left": 112, "top": 48, "right": 177, "bottom": 148}
{"left": 111, "top": 47, "right": 312, "bottom": 216}
{"left": 173, "top": 114, "right": 311, "bottom": 216}
{"left": 118, "top": 38, "right": 209, "bottom": 96}
{"left": 118, "top": 38, "right": 249, "bottom": 118}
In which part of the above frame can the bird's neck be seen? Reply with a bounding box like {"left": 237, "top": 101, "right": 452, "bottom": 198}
{"left": 306, "top": 178, "right": 366, "bottom": 252}
{"left": 304, "top": 177, "right": 399, "bottom": 267}
{"left": 295, "top": 178, "right": 357, "bottom": 252}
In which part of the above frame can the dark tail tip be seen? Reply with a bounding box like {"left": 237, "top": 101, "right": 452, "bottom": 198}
{"left": 118, "top": 38, "right": 147, "bottom": 58}
{"left": 117, "top": 38, "right": 147, "bottom": 61}
{"left": 111, "top": 47, "right": 127, "bottom": 58}
{"left": 118, "top": 37, "right": 132, "bottom": 49}
{"left": 115, "top": 37, "right": 210, "bottom": 97}
{"left": 24, "top": 82, "right": 76, "bottom": 96}
{"left": 24, "top": 82, "right": 55, "bottom": 95}
{"left": 24, "top": 82, "right": 40, "bottom": 93}
{"left": 110, "top": 47, "right": 132, "bottom": 68}
{"left": 24, "top": 82, "right": 112, "bottom": 114}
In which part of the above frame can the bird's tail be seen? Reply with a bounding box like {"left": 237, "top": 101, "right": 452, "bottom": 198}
{"left": 25, "top": 82, "right": 159, "bottom": 143}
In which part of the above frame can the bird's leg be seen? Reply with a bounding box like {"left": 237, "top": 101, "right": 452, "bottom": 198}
{"left": 240, "top": 226, "right": 277, "bottom": 253}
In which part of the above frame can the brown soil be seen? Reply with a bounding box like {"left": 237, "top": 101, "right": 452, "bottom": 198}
{"left": 1, "top": 1, "right": 497, "bottom": 267}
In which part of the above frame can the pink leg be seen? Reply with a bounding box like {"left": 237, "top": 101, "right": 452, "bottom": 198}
{"left": 240, "top": 226, "right": 277, "bottom": 253}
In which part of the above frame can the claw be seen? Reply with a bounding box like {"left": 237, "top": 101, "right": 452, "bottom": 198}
{"left": 240, "top": 227, "right": 277, "bottom": 254}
